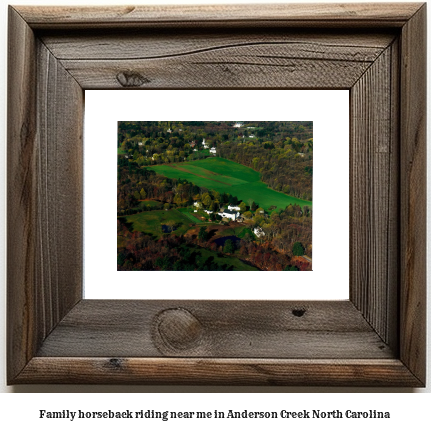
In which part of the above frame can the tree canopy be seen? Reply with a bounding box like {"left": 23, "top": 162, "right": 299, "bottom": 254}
{"left": 292, "top": 242, "right": 305, "bottom": 256}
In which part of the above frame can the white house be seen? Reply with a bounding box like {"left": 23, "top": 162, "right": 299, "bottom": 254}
{"left": 138, "top": 142, "right": 143, "bottom": 146}
{"left": 204, "top": 210, "right": 213, "bottom": 215}
{"left": 228, "top": 205, "right": 240, "bottom": 211}
{"left": 254, "top": 227, "right": 265, "bottom": 238}
{"left": 210, "top": 147, "right": 216, "bottom": 154}
{"left": 218, "top": 209, "right": 240, "bottom": 221}
{"left": 233, "top": 122, "right": 243, "bottom": 128}
{"left": 249, "top": 134, "right": 255, "bottom": 138}
{"left": 193, "top": 201, "right": 202, "bottom": 208}
{"left": 202, "top": 138, "right": 209, "bottom": 149}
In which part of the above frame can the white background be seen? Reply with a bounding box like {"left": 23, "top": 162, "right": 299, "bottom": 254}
{"left": 0, "top": 0, "right": 430, "bottom": 426}
{"left": 85, "top": 90, "right": 349, "bottom": 300}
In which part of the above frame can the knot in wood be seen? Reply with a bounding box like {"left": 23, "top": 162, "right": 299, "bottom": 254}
{"left": 116, "top": 71, "right": 150, "bottom": 87}
{"left": 155, "top": 308, "right": 203, "bottom": 351}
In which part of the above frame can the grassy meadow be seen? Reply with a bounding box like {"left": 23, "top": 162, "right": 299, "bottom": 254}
{"left": 152, "top": 157, "right": 311, "bottom": 210}
{"left": 124, "top": 209, "right": 193, "bottom": 238}
{"left": 118, "top": 209, "right": 258, "bottom": 271}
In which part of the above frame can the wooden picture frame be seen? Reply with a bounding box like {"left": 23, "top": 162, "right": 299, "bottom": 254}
{"left": 7, "top": 3, "right": 426, "bottom": 386}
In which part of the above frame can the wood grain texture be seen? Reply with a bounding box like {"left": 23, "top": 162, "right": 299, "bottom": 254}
{"left": 34, "top": 40, "right": 84, "bottom": 336}
{"left": 387, "top": 38, "right": 401, "bottom": 352}
{"left": 350, "top": 44, "right": 399, "bottom": 349}
{"left": 399, "top": 3, "right": 427, "bottom": 385}
{"left": 36, "top": 300, "right": 393, "bottom": 359}
{"left": 50, "top": 31, "right": 394, "bottom": 89}
{"left": 15, "top": 358, "right": 423, "bottom": 386}
{"left": 15, "top": 3, "right": 423, "bottom": 29}
{"left": 7, "top": 6, "right": 38, "bottom": 381}
{"left": 59, "top": 56, "right": 373, "bottom": 90}
{"left": 40, "top": 31, "right": 395, "bottom": 60}
{"left": 7, "top": 7, "right": 83, "bottom": 384}
{"left": 42, "top": 30, "right": 394, "bottom": 89}
{"left": 7, "top": 3, "right": 427, "bottom": 386}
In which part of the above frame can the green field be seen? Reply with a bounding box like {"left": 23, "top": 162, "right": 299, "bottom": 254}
{"left": 124, "top": 209, "right": 193, "bottom": 238}
{"left": 194, "top": 247, "right": 258, "bottom": 271}
{"left": 177, "top": 207, "right": 206, "bottom": 223}
{"left": 140, "top": 200, "right": 163, "bottom": 209}
{"left": 218, "top": 226, "right": 256, "bottom": 240}
{"left": 151, "top": 157, "right": 311, "bottom": 210}
{"left": 120, "top": 209, "right": 257, "bottom": 270}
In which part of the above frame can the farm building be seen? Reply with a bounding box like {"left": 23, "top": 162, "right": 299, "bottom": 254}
{"left": 218, "top": 209, "right": 240, "bottom": 221}
{"left": 210, "top": 147, "right": 216, "bottom": 154}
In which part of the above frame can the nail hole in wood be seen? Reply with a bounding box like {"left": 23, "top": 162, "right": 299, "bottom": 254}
{"left": 108, "top": 358, "right": 122, "bottom": 369}
{"left": 292, "top": 309, "right": 306, "bottom": 317}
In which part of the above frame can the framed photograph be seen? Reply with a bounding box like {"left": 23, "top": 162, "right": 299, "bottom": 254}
{"left": 7, "top": 3, "right": 426, "bottom": 386}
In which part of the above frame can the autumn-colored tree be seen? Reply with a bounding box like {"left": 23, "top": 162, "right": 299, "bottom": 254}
{"left": 202, "top": 193, "right": 212, "bottom": 208}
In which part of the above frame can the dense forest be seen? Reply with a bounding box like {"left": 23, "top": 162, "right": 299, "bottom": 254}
{"left": 117, "top": 121, "right": 312, "bottom": 271}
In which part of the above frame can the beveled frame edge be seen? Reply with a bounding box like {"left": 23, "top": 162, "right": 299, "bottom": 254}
{"left": 7, "top": 3, "right": 426, "bottom": 386}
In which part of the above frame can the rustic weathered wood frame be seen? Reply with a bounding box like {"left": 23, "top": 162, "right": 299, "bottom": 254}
{"left": 7, "top": 3, "right": 426, "bottom": 386}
